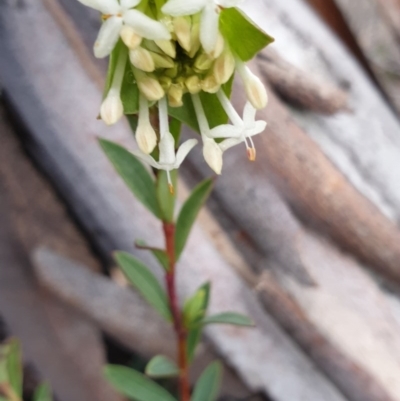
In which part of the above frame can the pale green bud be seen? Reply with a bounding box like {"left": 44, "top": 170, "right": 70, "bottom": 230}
{"left": 194, "top": 53, "right": 213, "bottom": 71}
{"left": 201, "top": 75, "right": 220, "bottom": 94}
{"left": 168, "top": 84, "right": 184, "bottom": 107}
{"left": 129, "top": 47, "right": 155, "bottom": 72}
{"left": 136, "top": 73, "right": 165, "bottom": 101}
{"left": 188, "top": 21, "right": 201, "bottom": 58}
{"left": 120, "top": 26, "right": 142, "bottom": 50}
{"left": 100, "top": 90, "right": 123, "bottom": 125}
{"left": 155, "top": 40, "right": 176, "bottom": 58}
{"left": 151, "top": 52, "right": 175, "bottom": 69}
{"left": 165, "top": 64, "right": 179, "bottom": 78}
{"left": 185, "top": 75, "right": 201, "bottom": 94}
{"left": 173, "top": 16, "right": 191, "bottom": 52}
{"left": 136, "top": 121, "right": 157, "bottom": 154}
{"left": 213, "top": 47, "right": 235, "bottom": 84}
{"left": 159, "top": 76, "right": 172, "bottom": 91}
{"left": 209, "top": 33, "right": 224, "bottom": 59}
{"left": 203, "top": 137, "right": 223, "bottom": 175}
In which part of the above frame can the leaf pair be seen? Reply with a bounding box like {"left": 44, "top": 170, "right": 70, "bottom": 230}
{"left": 105, "top": 361, "right": 222, "bottom": 401}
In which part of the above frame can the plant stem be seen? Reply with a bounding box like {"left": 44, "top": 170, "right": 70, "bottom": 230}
{"left": 163, "top": 222, "right": 190, "bottom": 401}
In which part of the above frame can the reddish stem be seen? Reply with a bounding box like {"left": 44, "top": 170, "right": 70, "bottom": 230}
{"left": 163, "top": 222, "right": 190, "bottom": 401}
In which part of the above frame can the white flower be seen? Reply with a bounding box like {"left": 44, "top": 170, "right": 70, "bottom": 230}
{"left": 100, "top": 48, "right": 127, "bottom": 124}
{"left": 162, "top": 0, "right": 243, "bottom": 55}
{"left": 209, "top": 91, "right": 266, "bottom": 160}
{"left": 77, "top": 0, "right": 171, "bottom": 58}
{"left": 133, "top": 132, "right": 198, "bottom": 191}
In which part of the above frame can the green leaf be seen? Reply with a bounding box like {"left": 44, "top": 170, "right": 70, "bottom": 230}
{"left": 34, "top": 384, "right": 52, "bottom": 401}
{"left": 187, "top": 328, "right": 202, "bottom": 363}
{"left": 168, "top": 78, "right": 234, "bottom": 133}
{"left": 115, "top": 251, "right": 171, "bottom": 321}
{"left": 145, "top": 356, "right": 179, "bottom": 378}
{"left": 99, "top": 139, "right": 162, "bottom": 218}
{"left": 185, "top": 283, "right": 211, "bottom": 361}
{"left": 202, "top": 312, "right": 255, "bottom": 327}
{"left": 4, "top": 339, "right": 22, "bottom": 398}
{"left": 175, "top": 178, "right": 214, "bottom": 259}
{"left": 220, "top": 8, "right": 274, "bottom": 62}
{"left": 135, "top": 240, "right": 170, "bottom": 271}
{"left": 183, "top": 283, "right": 210, "bottom": 328}
{"left": 191, "top": 362, "right": 222, "bottom": 401}
{"left": 157, "top": 170, "right": 177, "bottom": 223}
{"left": 105, "top": 365, "right": 178, "bottom": 401}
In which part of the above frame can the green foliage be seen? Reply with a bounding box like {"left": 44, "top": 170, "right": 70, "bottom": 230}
{"left": 0, "top": 339, "right": 22, "bottom": 398}
{"left": 33, "top": 384, "right": 52, "bottom": 401}
{"left": 115, "top": 251, "right": 172, "bottom": 321}
{"left": 157, "top": 170, "right": 177, "bottom": 223}
{"left": 191, "top": 362, "right": 222, "bottom": 401}
{"left": 168, "top": 77, "right": 234, "bottom": 133}
{"left": 99, "top": 139, "right": 162, "bottom": 219}
{"left": 185, "top": 283, "right": 211, "bottom": 362}
{"left": 183, "top": 283, "right": 211, "bottom": 328}
{"left": 175, "top": 178, "right": 214, "bottom": 259}
{"left": 135, "top": 240, "right": 170, "bottom": 271}
{"left": 220, "top": 8, "right": 274, "bottom": 62}
{"left": 105, "top": 365, "right": 178, "bottom": 401}
{"left": 145, "top": 356, "right": 179, "bottom": 378}
{"left": 202, "top": 312, "right": 255, "bottom": 327}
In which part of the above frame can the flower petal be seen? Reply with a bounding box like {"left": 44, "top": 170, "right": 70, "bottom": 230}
{"left": 250, "top": 120, "right": 267, "bottom": 136}
{"left": 200, "top": 3, "right": 220, "bottom": 54}
{"left": 175, "top": 139, "right": 198, "bottom": 167}
{"left": 218, "top": 137, "right": 241, "bottom": 152}
{"left": 94, "top": 16, "right": 122, "bottom": 58}
{"left": 121, "top": 0, "right": 141, "bottom": 10}
{"left": 159, "top": 132, "right": 176, "bottom": 165}
{"left": 243, "top": 101, "right": 257, "bottom": 125}
{"left": 132, "top": 151, "right": 160, "bottom": 169}
{"left": 208, "top": 124, "right": 242, "bottom": 138}
{"left": 124, "top": 10, "right": 171, "bottom": 40}
{"left": 162, "top": 0, "right": 207, "bottom": 17}
{"left": 78, "top": 0, "right": 120, "bottom": 14}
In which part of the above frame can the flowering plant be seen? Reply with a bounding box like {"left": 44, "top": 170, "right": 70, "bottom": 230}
{"left": 76, "top": 0, "right": 274, "bottom": 399}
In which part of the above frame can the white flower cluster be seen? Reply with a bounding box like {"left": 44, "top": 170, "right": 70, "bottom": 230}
{"left": 80, "top": 0, "right": 267, "bottom": 186}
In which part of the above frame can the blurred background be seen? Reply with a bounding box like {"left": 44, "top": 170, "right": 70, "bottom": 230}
{"left": 1, "top": 0, "right": 400, "bottom": 400}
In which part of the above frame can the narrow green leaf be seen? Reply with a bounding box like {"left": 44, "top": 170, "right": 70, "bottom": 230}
{"left": 220, "top": 8, "right": 274, "bottom": 62}
{"left": 105, "top": 365, "right": 178, "bottom": 401}
{"left": 191, "top": 362, "right": 222, "bottom": 401}
{"left": 175, "top": 179, "right": 214, "bottom": 259}
{"left": 183, "top": 283, "right": 210, "bottom": 328}
{"left": 115, "top": 251, "right": 171, "bottom": 321}
{"left": 135, "top": 240, "right": 169, "bottom": 271}
{"left": 99, "top": 139, "right": 162, "bottom": 218}
{"left": 5, "top": 339, "right": 22, "bottom": 397}
{"left": 33, "top": 384, "right": 52, "bottom": 401}
{"left": 187, "top": 328, "right": 202, "bottom": 363}
{"left": 202, "top": 312, "right": 255, "bottom": 327}
{"left": 145, "top": 356, "right": 179, "bottom": 378}
{"left": 157, "top": 170, "right": 177, "bottom": 223}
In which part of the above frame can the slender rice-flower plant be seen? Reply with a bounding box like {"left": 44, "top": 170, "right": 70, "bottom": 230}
{"left": 76, "top": 0, "right": 274, "bottom": 399}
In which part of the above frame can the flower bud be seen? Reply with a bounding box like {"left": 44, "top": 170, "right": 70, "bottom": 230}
{"left": 201, "top": 75, "right": 220, "bottom": 94}
{"left": 136, "top": 120, "right": 157, "bottom": 154}
{"left": 194, "top": 53, "right": 213, "bottom": 71}
{"left": 165, "top": 64, "right": 179, "bottom": 78}
{"left": 188, "top": 22, "right": 201, "bottom": 58}
{"left": 100, "top": 91, "right": 123, "bottom": 125}
{"left": 237, "top": 63, "right": 268, "bottom": 109}
{"left": 209, "top": 33, "right": 224, "bottom": 59}
{"left": 213, "top": 47, "right": 235, "bottom": 84}
{"left": 159, "top": 76, "right": 172, "bottom": 91}
{"left": 185, "top": 75, "right": 201, "bottom": 94}
{"left": 173, "top": 16, "right": 191, "bottom": 52}
{"left": 155, "top": 40, "right": 176, "bottom": 58}
{"left": 168, "top": 84, "right": 184, "bottom": 107}
{"left": 129, "top": 47, "right": 155, "bottom": 72}
{"left": 203, "top": 138, "right": 223, "bottom": 174}
{"left": 151, "top": 52, "right": 175, "bottom": 69}
{"left": 137, "top": 75, "right": 165, "bottom": 101}
{"left": 120, "top": 26, "right": 142, "bottom": 50}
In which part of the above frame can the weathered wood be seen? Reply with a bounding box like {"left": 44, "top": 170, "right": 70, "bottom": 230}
{"left": 0, "top": 2, "right": 351, "bottom": 400}
{"left": 332, "top": 0, "right": 400, "bottom": 113}
{"left": 0, "top": 106, "right": 121, "bottom": 401}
